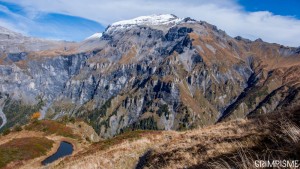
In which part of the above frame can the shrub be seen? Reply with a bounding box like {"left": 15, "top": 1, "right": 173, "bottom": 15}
{"left": 60, "top": 116, "right": 76, "bottom": 124}
{"left": 31, "top": 112, "right": 41, "bottom": 121}
{"left": 13, "top": 125, "right": 22, "bottom": 132}
{"left": 2, "top": 128, "right": 10, "bottom": 136}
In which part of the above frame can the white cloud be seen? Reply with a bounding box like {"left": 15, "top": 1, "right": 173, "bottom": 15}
{"left": 0, "top": 3, "right": 104, "bottom": 41}
{"left": 1, "top": 0, "right": 300, "bottom": 46}
{"left": 0, "top": 4, "right": 33, "bottom": 35}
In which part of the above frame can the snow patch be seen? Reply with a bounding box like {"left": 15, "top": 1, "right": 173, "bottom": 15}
{"left": 108, "top": 14, "right": 184, "bottom": 32}
{"left": 85, "top": 32, "right": 103, "bottom": 40}
{"left": 112, "top": 14, "right": 182, "bottom": 26}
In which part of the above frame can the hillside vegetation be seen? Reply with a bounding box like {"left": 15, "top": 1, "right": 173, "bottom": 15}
{"left": 0, "top": 106, "right": 299, "bottom": 169}
{"left": 25, "top": 120, "right": 80, "bottom": 139}
{"left": 43, "top": 106, "right": 300, "bottom": 169}
{"left": 138, "top": 107, "right": 300, "bottom": 169}
{"left": 0, "top": 120, "right": 96, "bottom": 169}
{"left": 0, "top": 137, "right": 53, "bottom": 168}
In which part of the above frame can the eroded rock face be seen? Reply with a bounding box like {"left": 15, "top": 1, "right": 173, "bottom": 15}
{"left": 1, "top": 15, "right": 300, "bottom": 137}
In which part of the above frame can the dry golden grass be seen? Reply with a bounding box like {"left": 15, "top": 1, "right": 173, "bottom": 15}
{"left": 1, "top": 107, "right": 299, "bottom": 169}
{"left": 178, "top": 82, "right": 203, "bottom": 114}
{"left": 119, "top": 46, "right": 137, "bottom": 64}
{"left": 139, "top": 107, "right": 300, "bottom": 169}
{"left": 35, "top": 107, "right": 298, "bottom": 169}
{"left": 51, "top": 130, "right": 172, "bottom": 169}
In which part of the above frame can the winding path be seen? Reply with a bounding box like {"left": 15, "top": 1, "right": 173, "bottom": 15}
{"left": 0, "top": 107, "right": 7, "bottom": 129}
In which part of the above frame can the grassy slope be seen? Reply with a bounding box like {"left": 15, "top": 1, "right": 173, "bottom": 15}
{"left": 0, "top": 107, "right": 299, "bottom": 169}
{"left": 25, "top": 120, "right": 80, "bottom": 139}
{"left": 0, "top": 120, "right": 84, "bottom": 169}
{"left": 51, "top": 106, "right": 300, "bottom": 169}
{"left": 0, "top": 137, "right": 53, "bottom": 168}
{"left": 139, "top": 107, "right": 300, "bottom": 169}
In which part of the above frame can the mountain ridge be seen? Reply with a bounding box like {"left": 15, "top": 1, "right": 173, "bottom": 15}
{"left": 0, "top": 14, "right": 300, "bottom": 138}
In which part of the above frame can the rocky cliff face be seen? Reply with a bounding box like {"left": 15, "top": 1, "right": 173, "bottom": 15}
{"left": 0, "top": 14, "right": 300, "bottom": 137}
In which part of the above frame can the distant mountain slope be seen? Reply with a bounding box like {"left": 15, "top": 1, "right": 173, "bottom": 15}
{"left": 0, "top": 14, "right": 300, "bottom": 138}
{"left": 0, "top": 26, "right": 76, "bottom": 54}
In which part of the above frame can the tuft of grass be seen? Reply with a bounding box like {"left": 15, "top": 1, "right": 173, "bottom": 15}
{"left": 25, "top": 120, "right": 80, "bottom": 139}
{"left": 0, "top": 137, "right": 54, "bottom": 168}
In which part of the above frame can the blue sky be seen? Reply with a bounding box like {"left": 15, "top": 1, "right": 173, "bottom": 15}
{"left": 238, "top": 0, "right": 300, "bottom": 19}
{"left": 0, "top": 1, "right": 104, "bottom": 41}
{"left": 0, "top": 0, "right": 299, "bottom": 46}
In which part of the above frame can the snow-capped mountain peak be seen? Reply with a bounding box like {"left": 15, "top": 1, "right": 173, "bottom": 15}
{"left": 85, "top": 32, "right": 103, "bottom": 40}
{"left": 111, "top": 14, "right": 182, "bottom": 26}
{"left": 107, "top": 14, "right": 184, "bottom": 32}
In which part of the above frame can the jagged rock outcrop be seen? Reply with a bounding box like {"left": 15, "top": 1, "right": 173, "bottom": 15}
{"left": 0, "top": 14, "right": 300, "bottom": 137}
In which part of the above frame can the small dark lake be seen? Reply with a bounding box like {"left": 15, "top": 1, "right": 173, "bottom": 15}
{"left": 42, "top": 141, "right": 73, "bottom": 165}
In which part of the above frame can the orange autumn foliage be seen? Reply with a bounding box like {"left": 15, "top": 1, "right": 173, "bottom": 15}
{"left": 31, "top": 112, "right": 41, "bottom": 120}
